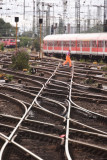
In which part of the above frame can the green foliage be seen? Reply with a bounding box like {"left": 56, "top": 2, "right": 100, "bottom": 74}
{"left": 85, "top": 77, "right": 95, "bottom": 84}
{"left": 0, "top": 43, "right": 4, "bottom": 51}
{"left": 0, "top": 18, "right": 15, "bottom": 37}
{"left": 33, "top": 38, "right": 40, "bottom": 52}
{"left": 19, "top": 37, "right": 32, "bottom": 47}
{"left": 101, "top": 66, "right": 107, "bottom": 71}
{"left": 11, "top": 49, "right": 30, "bottom": 70}
{"left": 99, "top": 60, "right": 105, "bottom": 65}
{"left": 80, "top": 58, "right": 86, "bottom": 63}
{"left": 6, "top": 74, "right": 13, "bottom": 82}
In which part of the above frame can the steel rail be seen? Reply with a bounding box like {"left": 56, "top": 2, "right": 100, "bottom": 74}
{"left": 0, "top": 68, "right": 44, "bottom": 86}
{"left": 0, "top": 62, "right": 60, "bottom": 159}
{"left": 0, "top": 114, "right": 21, "bottom": 120}
{"left": 70, "top": 118, "right": 107, "bottom": 135}
{"left": 70, "top": 66, "right": 102, "bottom": 113}
{"left": 68, "top": 138, "right": 107, "bottom": 152}
{"left": 65, "top": 63, "right": 74, "bottom": 160}
{"left": 35, "top": 63, "right": 61, "bottom": 109}
{"left": 33, "top": 101, "right": 66, "bottom": 121}
{"left": 0, "top": 141, "right": 9, "bottom": 160}
{"left": 50, "top": 78, "right": 70, "bottom": 86}
{"left": 0, "top": 86, "right": 44, "bottom": 160}
{"left": 71, "top": 82, "right": 107, "bottom": 118}
{"left": 24, "top": 118, "right": 65, "bottom": 129}
{"left": 38, "top": 95, "right": 67, "bottom": 115}
{"left": 12, "top": 136, "right": 43, "bottom": 160}
{"left": 8, "top": 84, "right": 43, "bottom": 141}
{"left": 0, "top": 61, "right": 72, "bottom": 160}
{"left": 65, "top": 100, "right": 72, "bottom": 160}
{"left": 9, "top": 63, "right": 62, "bottom": 159}
{"left": 71, "top": 104, "right": 107, "bottom": 120}
{"left": 0, "top": 134, "right": 9, "bottom": 142}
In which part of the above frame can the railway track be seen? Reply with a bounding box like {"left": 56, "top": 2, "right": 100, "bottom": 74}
{"left": 68, "top": 139, "right": 107, "bottom": 160}
{"left": 0, "top": 58, "right": 107, "bottom": 160}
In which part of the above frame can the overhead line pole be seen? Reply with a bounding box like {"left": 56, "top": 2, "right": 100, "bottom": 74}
{"left": 23, "top": 0, "right": 25, "bottom": 32}
{"left": 104, "top": 0, "right": 107, "bottom": 32}
{"left": 32, "top": 0, "right": 35, "bottom": 37}
{"left": 75, "top": 0, "right": 80, "bottom": 33}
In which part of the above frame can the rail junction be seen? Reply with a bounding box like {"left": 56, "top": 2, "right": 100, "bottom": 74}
{"left": 0, "top": 54, "right": 107, "bottom": 160}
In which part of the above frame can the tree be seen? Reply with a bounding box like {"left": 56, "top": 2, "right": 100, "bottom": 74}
{"left": 19, "top": 37, "right": 32, "bottom": 47}
{"left": 0, "top": 18, "right": 15, "bottom": 37}
{"left": 11, "top": 49, "right": 29, "bottom": 70}
{"left": 0, "top": 43, "right": 4, "bottom": 51}
{"left": 33, "top": 38, "right": 40, "bottom": 52}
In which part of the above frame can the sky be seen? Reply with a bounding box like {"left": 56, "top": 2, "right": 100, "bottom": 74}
{"left": 0, "top": 0, "right": 105, "bottom": 33}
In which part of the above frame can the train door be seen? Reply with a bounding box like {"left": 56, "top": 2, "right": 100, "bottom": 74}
{"left": 105, "top": 41, "right": 107, "bottom": 56}
{"left": 57, "top": 41, "right": 62, "bottom": 53}
{"left": 43, "top": 41, "right": 47, "bottom": 51}
{"left": 90, "top": 41, "right": 92, "bottom": 56}
{"left": 103, "top": 40, "right": 105, "bottom": 57}
{"left": 71, "top": 41, "right": 76, "bottom": 54}
{"left": 54, "top": 41, "right": 58, "bottom": 52}
{"left": 63, "top": 41, "right": 70, "bottom": 53}
{"left": 82, "top": 41, "right": 90, "bottom": 55}
{"left": 97, "top": 40, "right": 104, "bottom": 56}
{"left": 76, "top": 41, "right": 81, "bottom": 55}
{"left": 61, "top": 41, "right": 63, "bottom": 54}
{"left": 91, "top": 41, "right": 97, "bottom": 55}
{"left": 48, "top": 41, "right": 53, "bottom": 52}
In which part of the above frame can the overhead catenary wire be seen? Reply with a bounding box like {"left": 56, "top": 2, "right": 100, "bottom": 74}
{"left": 0, "top": 0, "right": 105, "bottom": 34}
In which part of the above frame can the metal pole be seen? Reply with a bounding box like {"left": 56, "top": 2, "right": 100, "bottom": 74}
{"left": 40, "top": 23, "right": 41, "bottom": 58}
{"left": 23, "top": 0, "right": 25, "bottom": 32}
{"left": 16, "top": 22, "right": 17, "bottom": 52}
{"left": 23, "top": 0, "right": 25, "bottom": 19}
{"left": 53, "top": 4, "right": 54, "bottom": 34}
{"left": 42, "top": 2, "right": 44, "bottom": 38}
{"left": 32, "top": 0, "right": 35, "bottom": 37}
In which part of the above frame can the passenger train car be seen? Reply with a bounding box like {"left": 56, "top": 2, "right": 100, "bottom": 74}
{"left": 43, "top": 33, "right": 107, "bottom": 58}
{"left": 0, "top": 38, "right": 16, "bottom": 48}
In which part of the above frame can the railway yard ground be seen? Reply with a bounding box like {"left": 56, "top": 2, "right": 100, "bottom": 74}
{"left": 0, "top": 50, "right": 107, "bottom": 160}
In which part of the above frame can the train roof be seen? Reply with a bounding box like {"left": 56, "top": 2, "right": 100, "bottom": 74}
{"left": 43, "top": 33, "right": 107, "bottom": 41}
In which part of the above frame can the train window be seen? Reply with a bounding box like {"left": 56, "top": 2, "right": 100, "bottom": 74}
{"left": 57, "top": 41, "right": 61, "bottom": 47}
{"left": 92, "top": 41, "right": 97, "bottom": 47}
{"left": 82, "top": 41, "right": 90, "bottom": 47}
{"left": 54, "top": 41, "right": 57, "bottom": 47}
{"left": 98, "top": 41, "right": 104, "bottom": 48}
{"left": 44, "top": 41, "right": 47, "bottom": 46}
{"left": 63, "top": 41, "right": 69, "bottom": 47}
{"left": 10, "top": 40, "right": 15, "bottom": 42}
{"left": 77, "top": 41, "right": 81, "bottom": 47}
{"left": 48, "top": 41, "right": 53, "bottom": 47}
{"left": 53, "top": 41, "right": 61, "bottom": 47}
{"left": 105, "top": 41, "right": 107, "bottom": 48}
{"left": 71, "top": 41, "right": 75, "bottom": 47}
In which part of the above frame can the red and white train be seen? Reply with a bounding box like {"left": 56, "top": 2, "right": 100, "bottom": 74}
{"left": 0, "top": 38, "right": 16, "bottom": 48}
{"left": 43, "top": 33, "right": 107, "bottom": 57}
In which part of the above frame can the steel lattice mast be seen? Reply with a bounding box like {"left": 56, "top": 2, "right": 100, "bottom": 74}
{"left": 32, "top": 0, "right": 36, "bottom": 37}
{"left": 104, "top": 0, "right": 107, "bottom": 31}
{"left": 62, "top": 0, "right": 67, "bottom": 33}
{"left": 75, "top": 0, "right": 80, "bottom": 33}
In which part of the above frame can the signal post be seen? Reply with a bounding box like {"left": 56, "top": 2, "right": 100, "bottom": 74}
{"left": 39, "top": 18, "right": 43, "bottom": 58}
{"left": 15, "top": 17, "right": 19, "bottom": 52}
